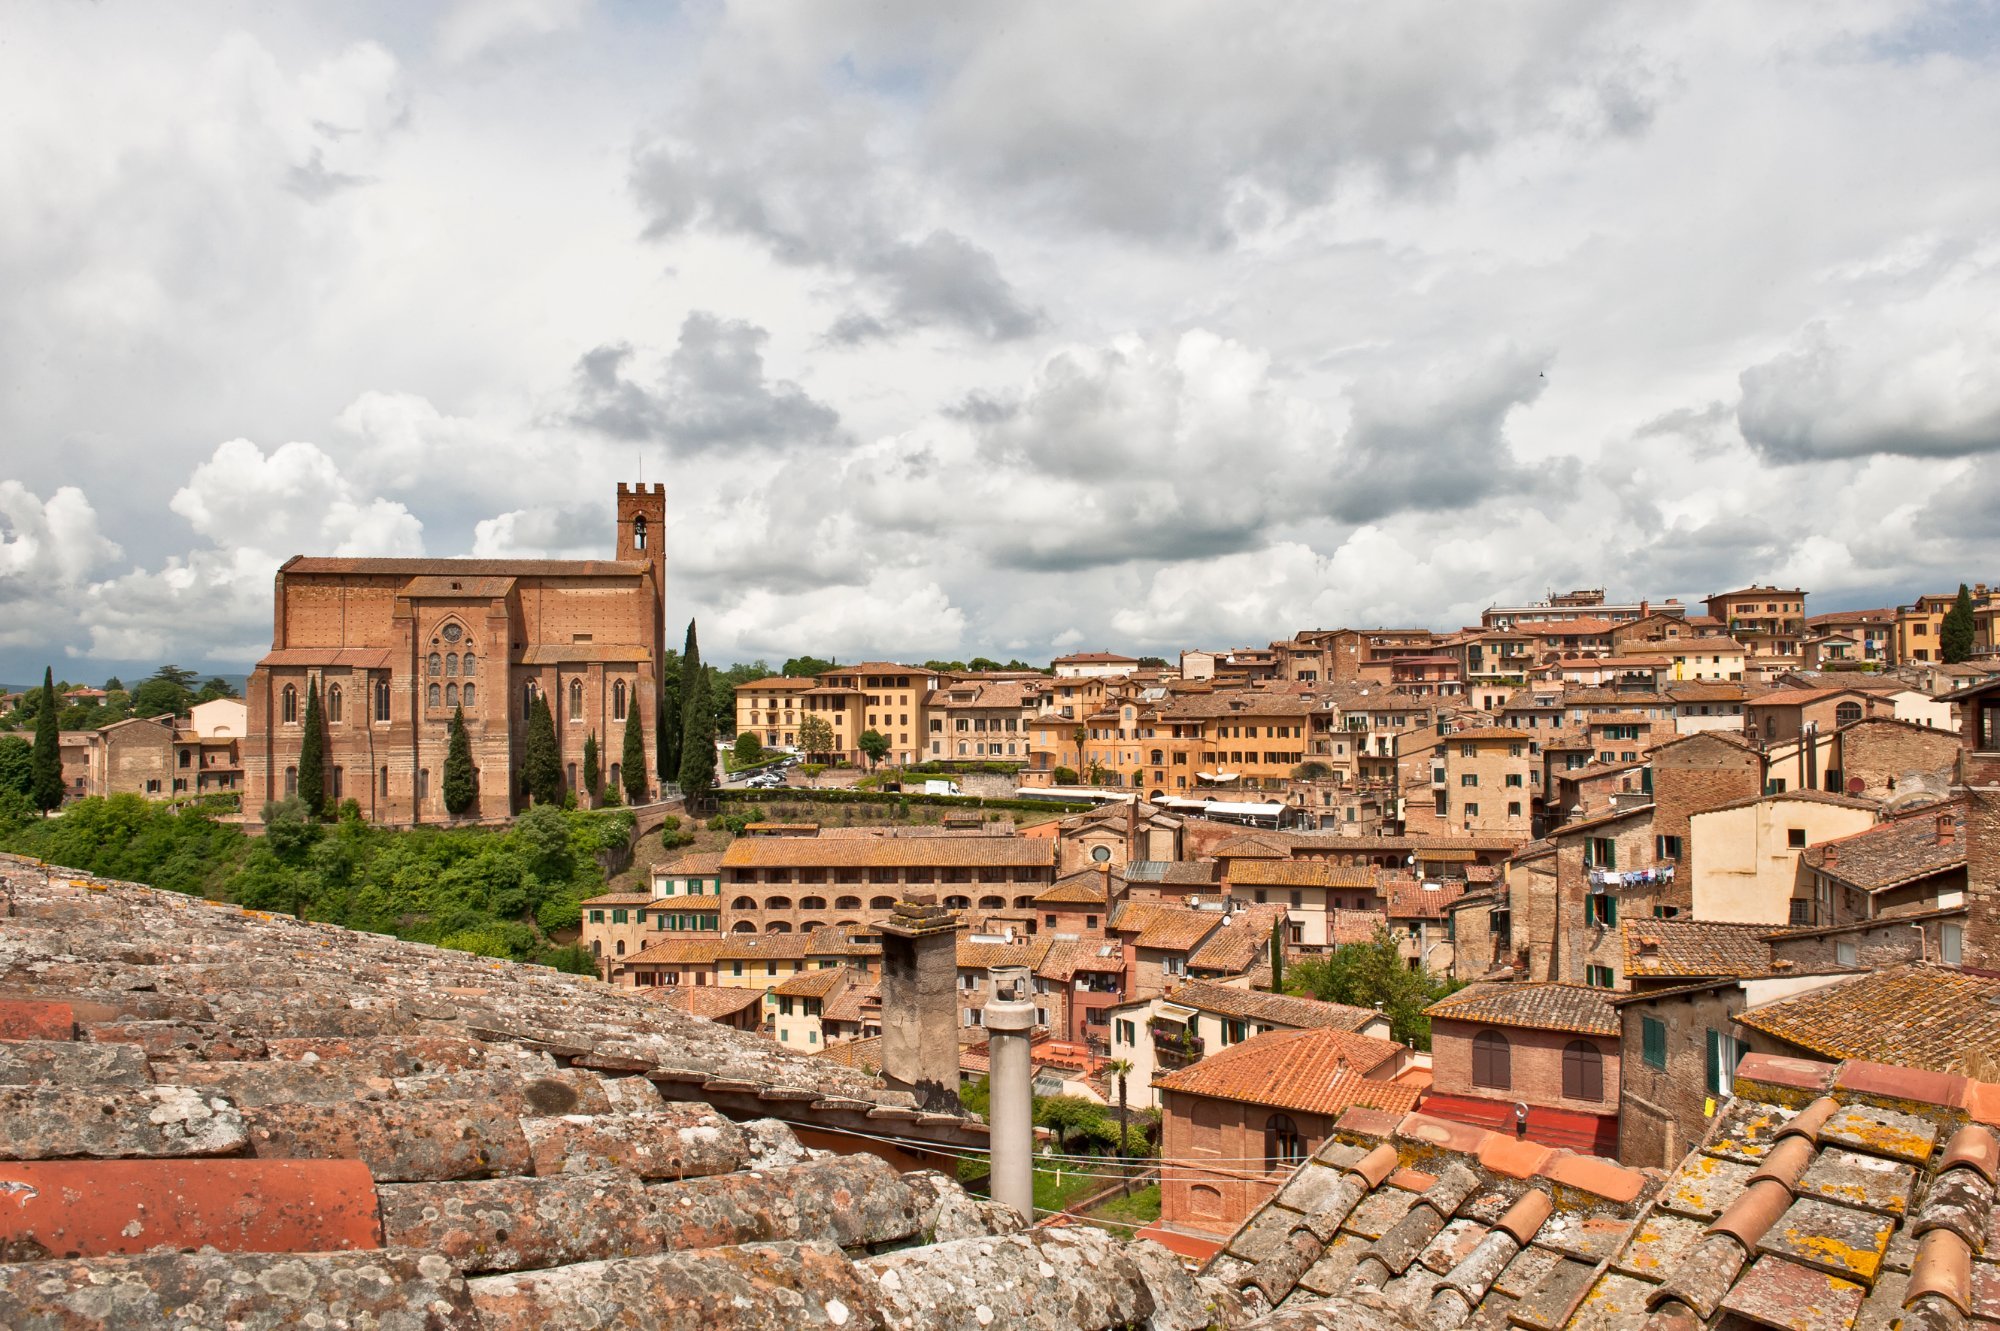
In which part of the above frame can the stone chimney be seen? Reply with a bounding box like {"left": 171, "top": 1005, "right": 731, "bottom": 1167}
{"left": 1937, "top": 811, "right": 1956, "bottom": 847}
{"left": 876, "top": 894, "right": 965, "bottom": 1112}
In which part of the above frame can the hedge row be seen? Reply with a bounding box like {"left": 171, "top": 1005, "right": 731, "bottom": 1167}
{"left": 716, "top": 787, "right": 1080, "bottom": 815}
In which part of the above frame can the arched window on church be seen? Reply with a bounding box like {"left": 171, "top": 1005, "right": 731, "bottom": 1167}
{"left": 462, "top": 684, "right": 476, "bottom": 709}
{"left": 632, "top": 515, "right": 647, "bottom": 550}
{"left": 569, "top": 679, "right": 584, "bottom": 721}
{"left": 613, "top": 679, "right": 627, "bottom": 722}
{"left": 428, "top": 653, "right": 442, "bottom": 676}
{"left": 446, "top": 653, "right": 458, "bottom": 676}
{"left": 462, "top": 652, "right": 475, "bottom": 677}
{"left": 327, "top": 685, "right": 342, "bottom": 724}
{"left": 374, "top": 679, "right": 390, "bottom": 722}
{"left": 282, "top": 685, "right": 297, "bottom": 725}
{"left": 524, "top": 683, "right": 536, "bottom": 721}
{"left": 445, "top": 684, "right": 458, "bottom": 707}
{"left": 428, "top": 684, "right": 441, "bottom": 708}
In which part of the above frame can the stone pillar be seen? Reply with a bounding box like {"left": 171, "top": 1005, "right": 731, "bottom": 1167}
{"left": 984, "top": 963, "right": 1036, "bottom": 1225}
{"left": 876, "top": 895, "right": 964, "bottom": 1112}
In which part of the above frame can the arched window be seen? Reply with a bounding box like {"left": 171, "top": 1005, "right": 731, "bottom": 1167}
{"left": 1835, "top": 701, "right": 1862, "bottom": 726}
{"left": 836, "top": 896, "right": 862, "bottom": 910}
{"left": 632, "top": 515, "right": 647, "bottom": 550}
{"left": 462, "top": 652, "right": 476, "bottom": 677}
{"left": 282, "top": 685, "right": 298, "bottom": 725}
{"left": 870, "top": 896, "right": 896, "bottom": 910}
{"left": 979, "top": 895, "right": 1004, "bottom": 909}
{"left": 1563, "top": 1040, "right": 1604, "bottom": 1101}
{"left": 428, "top": 683, "right": 441, "bottom": 708}
{"left": 800, "top": 896, "right": 827, "bottom": 910}
{"left": 446, "top": 653, "right": 458, "bottom": 676}
{"left": 1473, "top": 1030, "right": 1512, "bottom": 1090}
{"left": 944, "top": 895, "right": 971, "bottom": 910}
{"left": 1150, "top": 749, "right": 1163, "bottom": 765}
{"left": 613, "top": 679, "right": 628, "bottom": 721}
{"left": 798, "top": 920, "right": 825, "bottom": 933}
{"left": 766, "top": 921, "right": 793, "bottom": 933}
{"left": 732, "top": 920, "right": 757, "bottom": 933}
{"left": 767, "top": 896, "right": 793, "bottom": 911}
{"left": 524, "top": 683, "right": 536, "bottom": 720}
{"left": 428, "top": 653, "right": 442, "bottom": 676}
{"left": 732, "top": 897, "right": 757, "bottom": 911}
{"left": 609, "top": 762, "right": 621, "bottom": 791}
{"left": 1189, "top": 1185, "right": 1223, "bottom": 1218}
{"left": 374, "top": 680, "right": 390, "bottom": 722}
{"left": 1014, "top": 895, "right": 1036, "bottom": 909}
{"left": 569, "top": 679, "right": 584, "bottom": 720}
{"left": 445, "top": 684, "right": 459, "bottom": 707}
{"left": 284, "top": 765, "right": 298, "bottom": 796}
{"left": 1265, "top": 1114, "right": 1305, "bottom": 1170}
{"left": 462, "top": 684, "right": 476, "bottom": 709}
{"left": 327, "top": 685, "right": 342, "bottom": 723}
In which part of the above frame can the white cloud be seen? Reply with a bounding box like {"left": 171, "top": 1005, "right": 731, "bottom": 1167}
{"left": 170, "top": 439, "right": 424, "bottom": 557}
{"left": 716, "top": 570, "right": 967, "bottom": 661}
{"left": 438, "top": 0, "right": 592, "bottom": 64}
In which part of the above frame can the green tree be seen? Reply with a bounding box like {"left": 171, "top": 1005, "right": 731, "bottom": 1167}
{"left": 798, "top": 714, "right": 834, "bottom": 762}
{"left": 0, "top": 735, "right": 30, "bottom": 795}
{"left": 1284, "top": 926, "right": 1459, "bottom": 1049}
{"left": 130, "top": 665, "right": 197, "bottom": 718}
{"left": 524, "top": 692, "right": 562, "bottom": 805}
{"left": 582, "top": 731, "right": 601, "bottom": 801}
{"left": 1106, "top": 1057, "right": 1134, "bottom": 1160}
{"left": 1052, "top": 765, "right": 1080, "bottom": 786}
{"left": 102, "top": 676, "right": 123, "bottom": 692}
{"left": 443, "top": 706, "right": 477, "bottom": 815}
{"left": 1072, "top": 726, "right": 1087, "bottom": 775}
{"left": 858, "top": 729, "right": 890, "bottom": 770}
{"left": 733, "top": 731, "right": 762, "bottom": 764}
{"left": 677, "top": 621, "right": 716, "bottom": 801}
{"left": 296, "top": 679, "right": 327, "bottom": 819}
{"left": 782, "top": 655, "right": 837, "bottom": 677}
{"left": 967, "top": 656, "right": 1003, "bottom": 672}
{"left": 260, "top": 797, "right": 322, "bottom": 865}
{"left": 196, "top": 676, "right": 239, "bottom": 703}
{"left": 621, "top": 697, "right": 647, "bottom": 805}
{"left": 1942, "top": 584, "right": 1977, "bottom": 664}
{"left": 657, "top": 648, "right": 681, "bottom": 781}
{"left": 30, "top": 667, "right": 62, "bottom": 813}
{"left": 1269, "top": 915, "right": 1286, "bottom": 993}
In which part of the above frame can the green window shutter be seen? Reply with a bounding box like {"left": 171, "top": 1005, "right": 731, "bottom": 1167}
{"left": 1705, "top": 1029, "right": 1720, "bottom": 1096}
{"left": 1642, "top": 1017, "right": 1666, "bottom": 1069}
{"left": 1605, "top": 895, "right": 1618, "bottom": 927}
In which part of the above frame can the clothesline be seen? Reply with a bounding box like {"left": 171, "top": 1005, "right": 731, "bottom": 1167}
{"left": 1587, "top": 864, "right": 1675, "bottom": 890}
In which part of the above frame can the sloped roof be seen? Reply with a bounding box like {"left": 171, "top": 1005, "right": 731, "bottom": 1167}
{"left": 640, "top": 985, "right": 765, "bottom": 1020}
{"left": 1034, "top": 869, "right": 1116, "bottom": 906}
{"left": 1622, "top": 918, "right": 1778, "bottom": 980}
{"left": 1798, "top": 803, "right": 1965, "bottom": 893}
{"left": 1153, "top": 1026, "right": 1417, "bottom": 1115}
{"left": 1424, "top": 981, "right": 1620, "bottom": 1036}
{"left": 1224, "top": 860, "right": 1383, "bottom": 889}
{"left": 1130, "top": 906, "right": 1224, "bottom": 954}
{"left": 1165, "top": 980, "right": 1381, "bottom": 1033}
{"left": 1187, "top": 905, "right": 1289, "bottom": 974}
{"left": 1734, "top": 963, "right": 2000, "bottom": 1073}
{"left": 720, "top": 836, "right": 1051, "bottom": 869}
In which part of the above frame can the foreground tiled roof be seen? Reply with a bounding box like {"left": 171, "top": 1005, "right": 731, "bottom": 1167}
{"left": 1154, "top": 1026, "right": 1417, "bottom": 1116}
{"left": 1165, "top": 979, "right": 1382, "bottom": 1034}
{"left": 1425, "top": 982, "right": 1621, "bottom": 1037}
{"left": 1622, "top": 918, "right": 1778, "bottom": 980}
{"left": 640, "top": 984, "right": 766, "bottom": 1020}
{"left": 0, "top": 857, "right": 1254, "bottom": 1331}
{"left": 1733, "top": 963, "right": 2000, "bottom": 1073}
{"left": 1213, "top": 1051, "right": 2000, "bottom": 1331}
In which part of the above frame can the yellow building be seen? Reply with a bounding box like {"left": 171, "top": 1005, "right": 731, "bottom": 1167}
{"left": 733, "top": 663, "right": 938, "bottom": 765}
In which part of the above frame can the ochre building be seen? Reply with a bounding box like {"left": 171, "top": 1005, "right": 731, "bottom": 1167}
{"left": 244, "top": 484, "right": 666, "bottom": 825}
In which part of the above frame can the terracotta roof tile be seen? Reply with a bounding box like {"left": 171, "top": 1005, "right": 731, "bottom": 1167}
{"left": 1622, "top": 919, "right": 1778, "bottom": 979}
{"left": 1153, "top": 1026, "right": 1417, "bottom": 1117}
{"left": 1187, "top": 904, "right": 1289, "bottom": 973}
{"left": 1130, "top": 906, "right": 1224, "bottom": 954}
{"left": 720, "top": 836, "right": 1052, "bottom": 869}
{"left": 1734, "top": 964, "right": 2000, "bottom": 1074}
{"left": 1798, "top": 804, "right": 1964, "bottom": 893}
{"left": 1225, "top": 860, "right": 1385, "bottom": 889}
{"left": 1164, "top": 980, "right": 1382, "bottom": 1033}
{"left": 1425, "top": 982, "right": 1621, "bottom": 1037}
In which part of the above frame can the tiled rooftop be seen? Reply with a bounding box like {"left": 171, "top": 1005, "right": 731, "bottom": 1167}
{"left": 1424, "top": 982, "right": 1622, "bottom": 1037}
{"left": 720, "top": 835, "right": 1052, "bottom": 869}
{"left": 1153, "top": 1026, "right": 1418, "bottom": 1117}
{"left": 0, "top": 856, "right": 1259, "bottom": 1331}
{"left": 1226, "top": 861, "right": 1386, "bottom": 889}
{"left": 1623, "top": 919, "right": 1780, "bottom": 980}
{"left": 1211, "top": 1050, "right": 2000, "bottom": 1331}
{"left": 1189, "top": 905, "right": 1292, "bottom": 974}
{"left": 1733, "top": 963, "right": 2000, "bottom": 1074}
{"left": 1165, "top": 980, "right": 1383, "bottom": 1034}
{"left": 1798, "top": 803, "right": 1965, "bottom": 894}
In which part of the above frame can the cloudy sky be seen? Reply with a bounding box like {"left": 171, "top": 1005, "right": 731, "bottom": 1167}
{"left": 4, "top": 0, "right": 2000, "bottom": 682}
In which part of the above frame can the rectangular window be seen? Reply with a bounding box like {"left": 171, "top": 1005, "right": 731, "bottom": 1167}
{"left": 611, "top": 909, "right": 627, "bottom": 924}
{"left": 1629, "top": 1016, "right": 1667, "bottom": 1073}
{"left": 1586, "top": 964, "right": 1615, "bottom": 988}
{"left": 1585, "top": 894, "right": 1617, "bottom": 927}
{"left": 1505, "top": 773, "right": 1523, "bottom": 787}
{"left": 1585, "top": 837, "right": 1616, "bottom": 869}
{"left": 1464, "top": 802, "right": 1479, "bottom": 817}
{"left": 1655, "top": 835, "right": 1683, "bottom": 861}
{"left": 1507, "top": 802, "right": 1522, "bottom": 817}
{"left": 731, "top": 961, "right": 743, "bottom": 977}
{"left": 1705, "top": 1028, "right": 1746, "bottom": 1096}
{"left": 1116, "top": 1019, "right": 1135, "bottom": 1045}
{"left": 1461, "top": 774, "right": 1478, "bottom": 787}
{"left": 1786, "top": 828, "right": 1807, "bottom": 849}
{"left": 589, "top": 910, "right": 604, "bottom": 923}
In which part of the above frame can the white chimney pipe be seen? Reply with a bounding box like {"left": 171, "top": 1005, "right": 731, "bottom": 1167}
{"left": 984, "top": 964, "right": 1037, "bottom": 1225}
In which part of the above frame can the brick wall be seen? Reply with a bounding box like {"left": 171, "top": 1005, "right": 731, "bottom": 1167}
{"left": 1429, "top": 1016, "right": 1621, "bottom": 1119}
{"left": 1616, "top": 986, "right": 1743, "bottom": 1169}
{"left": 1158, "top": 1090, "right": 1332, "bottom": 1237}
{"left": 1767, "top": 916, "right": 1945, "bottom": 971}
{"left": 1834, "top": 720, "right": 1959, "bottom": 799}
{"left": 1651, "top": 736, "right": 1763, "bottom": 900}
{"left": 1964, "top": 787, "right": 2000, "bottom": 970}
{"left": 1551, "top": 813, "right": 1659, "bottom": 987}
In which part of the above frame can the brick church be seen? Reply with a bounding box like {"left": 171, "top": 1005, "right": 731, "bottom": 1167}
{"left": 244, "top": 484, "right": 667, "bottom": 825}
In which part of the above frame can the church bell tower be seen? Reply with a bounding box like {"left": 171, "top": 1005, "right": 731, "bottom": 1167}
{"left": 615, "top": 483, "right": 666, "bottom": 592}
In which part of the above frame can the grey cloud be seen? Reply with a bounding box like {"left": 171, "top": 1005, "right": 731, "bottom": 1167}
{"left": 284, "top": 147, "right": 371, "bottom": 201}
{"left": 566, "top": 314, "right": 841, "bottom": 451}
{"left": 1737, "top": 334, "right": 2000, "bottom": 462}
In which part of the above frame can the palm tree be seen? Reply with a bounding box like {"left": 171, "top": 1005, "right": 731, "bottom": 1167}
{"left": 1107, "top": 1058, "right": 1133, "bottom": 1160}
{"left": 1072, "top": 726, "right": 1087, "bottom": 778}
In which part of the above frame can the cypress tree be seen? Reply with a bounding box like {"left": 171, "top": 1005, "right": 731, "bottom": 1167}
{"left": 524, "top": 692, "right": 562, "bottom": 806}
{"left": 657, "top": 657, "right": 681, "bottom": 781}
{"left": 677, "top": 620, "right": 716, "bottom": 801}
{"left": 1942, "top": 584, "right": 1977, "bottom": 664}
{"left": 444, "top": 706, "right": 476, "bottom": 815}
{"left": 1269, "top": 915, "right": 1286, "bottom": 993}
{"left": 297, "top": 679, "right": 327, "bottom": 820}
{"left": 30, "top": 666, "right": 62, "bottom": 814}
{"left": 621, "top": 694, "right": 647, "bottom": 804}
{"left": 582, "top": 730, "right": 601, "bottom": 802}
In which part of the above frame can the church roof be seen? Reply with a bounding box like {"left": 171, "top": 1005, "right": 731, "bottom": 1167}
{"left": 283, "top": 556, "right": 651, "bottom": 578}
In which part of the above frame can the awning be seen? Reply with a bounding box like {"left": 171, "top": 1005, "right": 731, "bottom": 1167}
{"left": 1156, "top": 1003, "right": 1197, "bottom": 1023}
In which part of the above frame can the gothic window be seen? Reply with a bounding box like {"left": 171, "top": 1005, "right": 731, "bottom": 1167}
{"left": 524, "top": 684, "right": 536, "bottom": 720}
{"left": 1265, "top": 1114, "right": 1305, "bottom": 1170}
{"left": 281, "top": 685, "right": 298, "bottom": 725}
{"left": 374, "top": 680, "right": 390, "bottom": 722}
{"left": 445, "top": 684, "right": 458, "bottom": 707}
{"left": 441, "top": 623, "right": 462, "bottom": 644}
{"left": 446, "top": 653, "right": 458, "bottom": 676}
{"left": 428, "top": 653, "right": 442, "bottom": 676}
{"left": 417, "top": 768, "right": 429, "bottom": 802}
{"left": 610, "top": 762, "right": 622, "bottom": 791}
{"left": 284, "top": 766, "right": 297, "bottom": 797}
{"left": 379, "top": 766, "right": 388, "bottom": 797}
{"left": 327, "top": 685, "right": 342, "bottom": 724}
{"left": 462, "top": 684, "right": 475, "bottom": 709}
{"left": 569, "top": 679, "right": 584, "bottom": 720}
{"left": 613, "top": 679, "right": 627, "bottom": 721}
{"left": 428, "top": 683, "right": 441, "bottom": 708}
{"left": 461, "top": 652, "right": 475, "bottom": 677}
{"left": 632, "top": 515, "right": 647, "bottom": 550}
